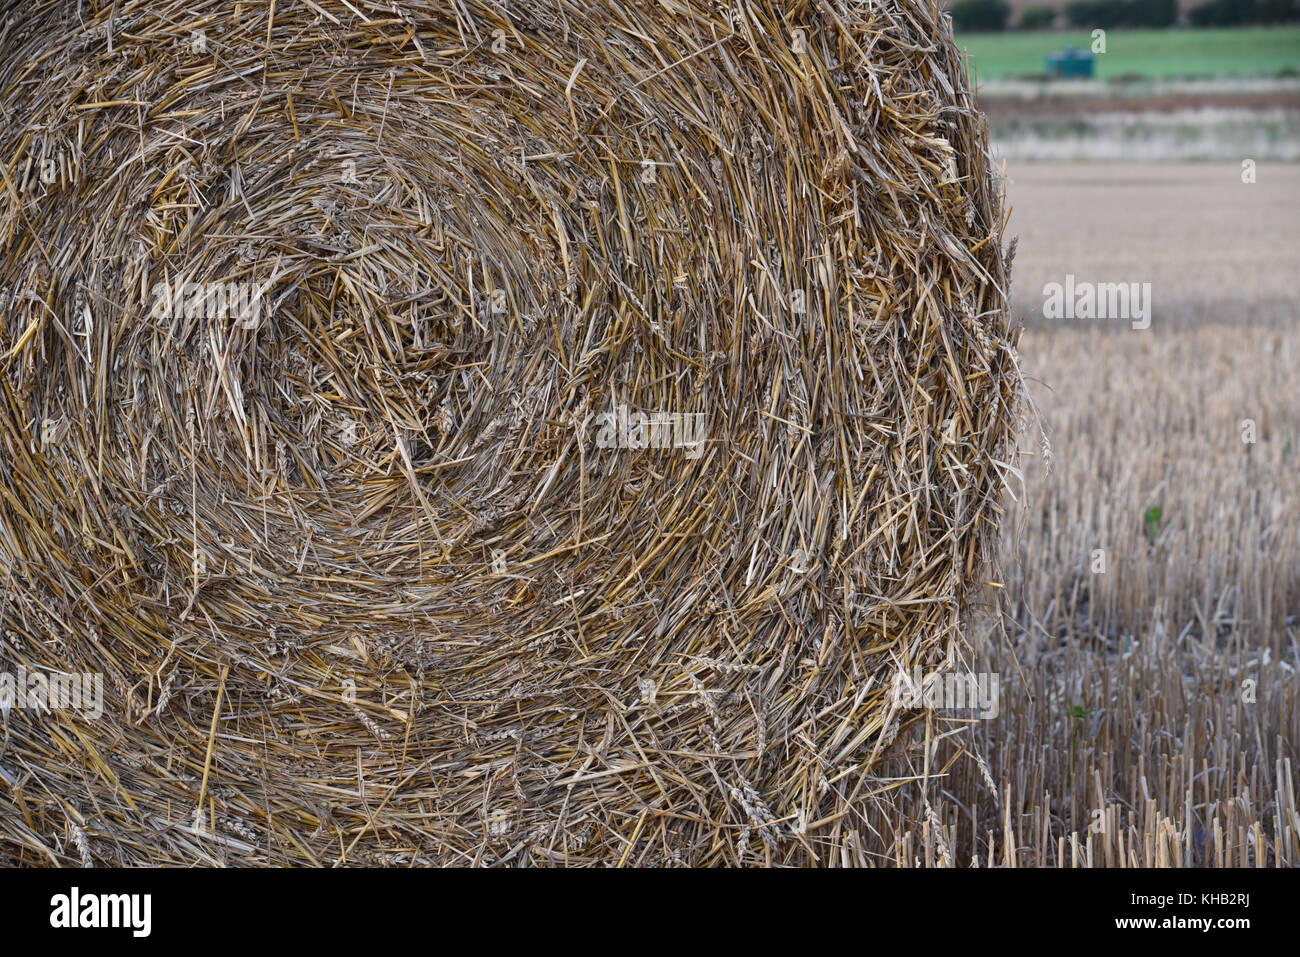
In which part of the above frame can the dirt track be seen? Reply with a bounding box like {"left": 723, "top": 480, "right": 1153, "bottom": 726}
{"left": 984, "top": 89, "right": 1300, "bottom": 114}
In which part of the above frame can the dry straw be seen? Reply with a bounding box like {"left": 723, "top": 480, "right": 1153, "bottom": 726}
{"left": 0, "top": 0, "right": 1021, "bottom": 865}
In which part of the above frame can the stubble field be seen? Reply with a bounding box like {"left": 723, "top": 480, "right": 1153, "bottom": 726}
{"left": 866, "top": 162, "right": 1300, "bottom": 867}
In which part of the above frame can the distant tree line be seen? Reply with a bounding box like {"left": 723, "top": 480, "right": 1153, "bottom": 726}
{"left": 949, "top": 0, "right": 1299, "bottom": 30}
{"left": 949, "top": 0, "right": 1012, "bottom": 30}
{"left": 1185, "top": 0, "right": 1299, "bottom": 25}
{"left": 1062, "top": 0, "right": 1179, "bottom": 27}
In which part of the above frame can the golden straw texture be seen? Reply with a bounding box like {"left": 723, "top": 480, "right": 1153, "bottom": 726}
{"left": 0, "top": 0, "right": 1021, "bottom": 865}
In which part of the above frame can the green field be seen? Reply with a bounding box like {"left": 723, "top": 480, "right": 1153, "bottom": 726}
{"left": 954, "top": 25, "right": 1300, "bottom": 81}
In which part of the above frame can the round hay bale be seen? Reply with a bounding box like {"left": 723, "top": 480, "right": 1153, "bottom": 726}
{"left": 0, "top": 0, "right": 1021, "bottom": 865}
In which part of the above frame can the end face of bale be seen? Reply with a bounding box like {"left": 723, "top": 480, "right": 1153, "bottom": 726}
{"left": 0, "top": 0, "right": 1019, "bottom": 865}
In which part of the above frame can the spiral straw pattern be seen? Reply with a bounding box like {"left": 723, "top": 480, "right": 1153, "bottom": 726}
{"left": 0, "top": 0, "right": 1020, "bottom": 865}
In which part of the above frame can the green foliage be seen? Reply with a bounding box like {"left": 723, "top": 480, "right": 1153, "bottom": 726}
{"left": 1018, "top": 5, "right": 1059, "bottom": 28}
{"left": 1066, "top": 0, "right": 1130, "bottom": 27}
{"left": 1260, "top": 0, "right": 1300, "bottom": 22}
{"left": 1143, "top": 506, "right": 1163, "bottom": 542}
{"left": 1127, "top": 0, "right": 1179, "bottom": 25}
{"left": 1190, "top": 0, "right": 1258, "bottom": 25}
{"left": 1189, "top": 0, "right": 1299, "bottom": 25}
{"left": 1065, "top": 0, "right": 1177, "bottom": 27}
{"left": 951, "top": 0, "right": 1012, "bottom": 31}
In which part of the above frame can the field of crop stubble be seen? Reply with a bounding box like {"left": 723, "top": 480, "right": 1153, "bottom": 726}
{"left": 865, "top": 163, "right": 1300, "bottom": 867}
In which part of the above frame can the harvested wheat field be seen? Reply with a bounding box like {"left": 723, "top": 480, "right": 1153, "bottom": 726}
{"left": 0, "top": 0, "right": 1025, "bottom": 865}
{"left": 866, "top": 322, "right": 1300, "bottom": 867}
{"left": 857, "top": 165, "right": 1300, "bottom": 867}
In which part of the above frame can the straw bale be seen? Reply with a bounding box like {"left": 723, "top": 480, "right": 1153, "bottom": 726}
{"left": 0, "top": 0, "right": 1021, "bottom": 865}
